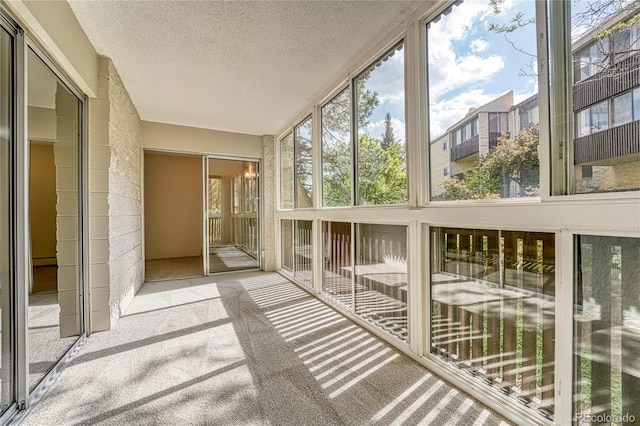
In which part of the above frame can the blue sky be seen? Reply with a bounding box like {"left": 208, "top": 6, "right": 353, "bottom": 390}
{"left": 357, "top": 0, "right": 541, "bottom": 142}
{"left": 427, "top": 0, "right": 538, "bottom": 137}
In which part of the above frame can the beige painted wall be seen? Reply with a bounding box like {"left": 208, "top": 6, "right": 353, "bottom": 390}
{"left": 6, "top": 0, "right": 99, "bottom": 97}
{"left": 141, "top": 121, "right": 263, "bottom": 159}
{"left": 144, "top": 152, "right": 203, "bottom": 260}
{"left": 29, "top": 142, "right": 56, "bottom": 264}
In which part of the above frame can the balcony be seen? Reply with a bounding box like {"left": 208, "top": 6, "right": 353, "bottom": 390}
{"left": 450, "top": 135, "right": 479, "bottom": 161}
{"left": 574, "top": 120, "right": 640, "bottom": 164}
{"left": 21, "top": 271, "right": 512, "bottom": 425}
{"left": 573, "top": 53, "right": 640, "bottom": 111}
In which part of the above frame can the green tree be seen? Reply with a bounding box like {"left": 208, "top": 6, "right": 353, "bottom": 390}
{"left": 321, "top": 79, "right": 380, "bottom": 206}
{"left": 357, "top": 134, "right": 407, "bottom": 205}
{"left": 382, "top": 112, "right": 396, "bottom": 149}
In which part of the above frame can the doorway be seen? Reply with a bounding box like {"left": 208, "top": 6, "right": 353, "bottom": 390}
{"left": 144, "top": 151, "right": 204, "bottom": 281}
{"left": 206, "top": 158, "right": 259, "bottom": 274}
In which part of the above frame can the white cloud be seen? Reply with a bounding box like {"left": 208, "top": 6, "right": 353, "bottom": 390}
{"left": 427, "top": 0, "right": 504, "bottom": 101}
{"left": 365, "top": 116, "right": 406, "bottom": 143}
{"left": 429, "top": 89, "right": 500, "bottom": 137}
{"left": 365, "top": 48, "right": 405, "bottom": 105}
{"left": 470, "top": 38, "right": 489, "bottom": 53}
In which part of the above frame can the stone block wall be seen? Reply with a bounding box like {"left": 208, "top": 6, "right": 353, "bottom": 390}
{"left": 262, "top": 135, "right": 276, "bottom": 271}
{"left": 88, "top": 57, "right": 142, "bottom": 332}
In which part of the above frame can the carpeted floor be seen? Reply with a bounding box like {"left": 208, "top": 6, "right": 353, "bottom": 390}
{"left": 145, "top": 256, "right": 203, "bottom": 281}
{"left": 22, "top": 271, "right": 513, "bottom": 426}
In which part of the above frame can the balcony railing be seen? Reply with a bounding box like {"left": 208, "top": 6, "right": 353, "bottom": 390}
{"left": 450, "top": 135, "right": 479, "bottom": 161}
{"left": 574, "top": 120, "right": 640, "bottom": 164}
{"left": 573, "top": 53, "right": 640, "bottom": 111}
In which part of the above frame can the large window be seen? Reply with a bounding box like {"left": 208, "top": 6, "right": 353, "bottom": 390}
{"left": 279, "top": 133, "right": 294, "bottom": 209}
{"left": 427, "top": 1, "right": 540, "bottom": 201}
{"left": 294, "top": 220, "right": 313, "bottom": 286}
{"left": 574, "top": 235, "right": 640, "bottom": 423}
{"left": 355, "top": 43, "right": 407, "bottom": 206}
{"left": 431, "top": 227, "right": 555, "bottom": 419}
{"left": 294, "top": 117, "right": 313, "bottom": 208}
{"left": 571, "top": 2, "right": 640, "bottom": 194}
{"left": 355, "top": 224, "right": 407, "bottom": 341}
{"left": 281, "top": 220, "right": 313, "bottom": 288}
{"left": 322, "top": 222, "right": 352, "bottom": 307}
{"left": 321, "top": 88, "right": 351, "bottom": 207}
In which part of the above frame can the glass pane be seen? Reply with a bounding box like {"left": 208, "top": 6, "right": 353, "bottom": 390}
{"left": 279, "top": 133, "right": 294, "bottom": 209}
{"left": 322, "top": 221, "right": 352, "bottom": 307}
{"left": 0, "top": 26, "right": 14, "bottom": 413}
{"left": 574, "top": 235, "right": 640, "bottom": 424}
{"left": 577, "top": 109, "right": 591, "bottom": 137}
{"left": 591, "top": 101, "right": 609, "bottom": 132}
{"left": 572, "top": 2, "right": 640, "bottom": 194}
{"left": 28, "top": 49, "right": 82, "bottom": 390}
{"left": 294, "top": 220, "right": 312, "bottom": 286}
{"left": 354, "top": 224, "right": 407, "bottom": 341}
{"left": 207, "top": 177, "right": 222, "bottom": 246}
{"left": 612, "top": 93, "right": 632, "bottom": 127}
{"left": 635, "top": 88, "right": 640, "bottom": 121}
{"left": 208, "top": 159, "right": 258, "bottom": 274}
{"left": 294, "top": 117, "right": 313, "bottom": 208}
{"left": 355, "top": 43, "right": 406, "bottom": 205}
{"left": 431, "top": 228, "right": 555, "bottom": 419}
{"left": 281, "top": 220, "right": 293, "bottom": 273}
{"left": 428, "top": 1, "right": 540, "bottom": 200}
{"left": 321, "top": 88, "right": 351, "bottom": 207}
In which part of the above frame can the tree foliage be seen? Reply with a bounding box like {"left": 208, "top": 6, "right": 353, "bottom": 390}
{"left": 357, "top": 135, "right": 406, "bottom": 205}
{"left": 382, "top": 112, "right": 397, "bottom": 149}
{"left": 321, "top": 76, "right": 406, "bottom": 206}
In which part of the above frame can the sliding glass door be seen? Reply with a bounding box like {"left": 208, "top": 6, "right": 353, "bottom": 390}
{"left": 206, "top": 158, "right": 260, "bottom": 274}
{"left": 0, "top": 9, "right": 86, "bottom": 420}
{"left": 0, "top": 22, "right": 14, "bottom": 417}
{"left": 27, "top": 48, "right": 83, "bottom": 391}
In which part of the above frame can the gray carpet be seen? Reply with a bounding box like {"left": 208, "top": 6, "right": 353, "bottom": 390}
{"left": 22, "top": 271, "right": 513, "bottom": 425}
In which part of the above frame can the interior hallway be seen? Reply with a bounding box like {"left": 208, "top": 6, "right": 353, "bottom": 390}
{"left": 22, "top": 271, "right": 512, "bottom": 425}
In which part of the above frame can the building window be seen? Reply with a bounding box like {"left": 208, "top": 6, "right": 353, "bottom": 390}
{"left": 431, "top": 227, "right": 555, "bottom": 419}
{"left": 355, "top": 42, "right": 407, "bottom": 205}
{"left": 577, "top": 101, "right": 610, "bottom": 137}
{"left": 577, "top": 40, "right": 609, "bottom": 81}
{"left": 612, "top": 92, "right": 632, "bottom": 127}
{"left": 612, "top": 23, "right": 640, "bottom": 63}
{"left": 590, "top": 101, "right": 609, "bottom": 133}
{"left": 294, "top": 116, "right": 313, "bottom": 208}
{"left": 427, "top": 0, "right": 540, "bottom": 201}
{"left": 443, "top": 167, "right": 449, "bottom": 176}
{"left": 443, "top": 141, "right": 447, "bottom": 151}
{"left": 519, "top": 106, "right": 539, "bottom": 131}
{"left": 279, "top": 133, "right": 294, "bottom": 209}
{"left": 570, "top": 3, "right": 640, "bottom": 193}
{"left": 574, "top": 235, "right": 640, "bottom": 422}
{"left": 321, "top": 88, "right": 351, "bottom": 207}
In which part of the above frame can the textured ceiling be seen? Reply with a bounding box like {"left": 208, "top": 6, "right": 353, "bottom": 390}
{"left": 67, "top": 0, "right": 423, "bottom": 136}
